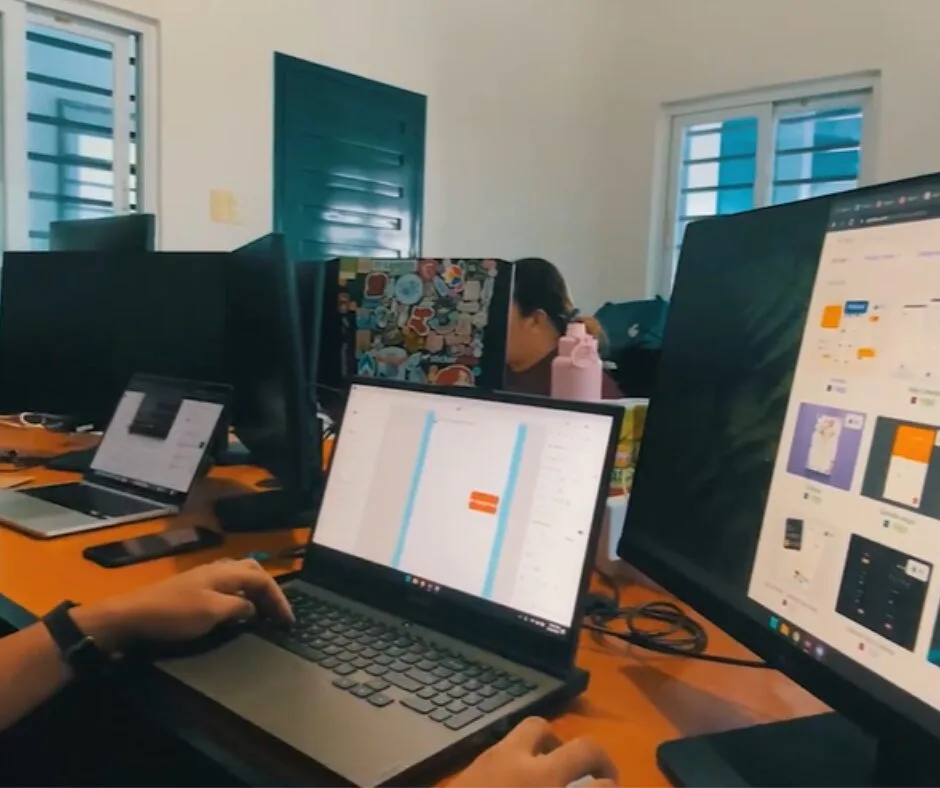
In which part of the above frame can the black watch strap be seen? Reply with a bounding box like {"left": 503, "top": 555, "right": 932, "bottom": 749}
{"left": 42, "top": 601, "right": 110, "bottom": 678}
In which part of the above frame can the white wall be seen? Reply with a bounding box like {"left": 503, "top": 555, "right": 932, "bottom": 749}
{"left": 86, "top": 0, "right": 940, "bottom": 307}
{"left": 84, "top": 0, "right": 626, "bottom": 311}
{"left": 606, "top": 0, "right": 940, "bottom": 298}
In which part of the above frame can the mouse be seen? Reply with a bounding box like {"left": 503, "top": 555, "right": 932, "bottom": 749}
{"left": 126, "top": 619, "right": 256, "bottom": 662}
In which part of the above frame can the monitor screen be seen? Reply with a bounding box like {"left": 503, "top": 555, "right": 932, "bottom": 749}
{"left": 225, "top": 234, "right": 318, "bottom": 495}
{"left": 313, "top": 382, "right": 615, "bottom": 635}
{"left": 621, "top": 174, "right": 940, "bottom": 741}
{"left": 49, "top": 213, "right": 155, "bottom": 252}
{"left": 90, "top": 376, "right": 227, "bottom": 497}
{"left": 0, "top": 251, "right": 227, "bottom": 424}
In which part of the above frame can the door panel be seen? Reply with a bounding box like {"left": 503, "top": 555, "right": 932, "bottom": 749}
{"left": 273, "top": 54, "right": 426, "bottom": 262}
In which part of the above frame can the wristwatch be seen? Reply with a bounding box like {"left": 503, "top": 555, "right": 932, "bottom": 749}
{"left": 42, "top": 601, "right": 111, "bottom": 678}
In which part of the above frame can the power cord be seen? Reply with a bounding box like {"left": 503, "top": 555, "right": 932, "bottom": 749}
{"left": 584, "top": 591, "right": 771, "bottom": 669}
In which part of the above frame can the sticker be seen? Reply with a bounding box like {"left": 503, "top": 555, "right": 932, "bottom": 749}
{"left": 391, "top": 260, "right": 417, "bottom": 276}
{"left": 436, "top": 364, "right": 474, "bottom": 386}
{"left": 407, "top": 305, "right": 435, "bottom": 336}
{"left": 472, "top": 311, "right": 488, "bottom": 329}
{"left": 404, "top": 353, "right": 427, "bottom": 384}
{"left": 357, "top": 258, "right": 374, "bottom": 274}
{"left": 429, "top": 310, "right": 457, "bottom": 334}
{"left": 357, "top": 352, "right": 378, "bottom": 377}
{"left": 432, "top": 276, "right": 452, "bottom": 298}
{"left": 375, "top": 346, "right": 407, "bottom": 378}
{"left": 455, "top": 313, "right": 473, "bottom": 343}
{"left": 395, "top": 273, "right": 424, "bottom": 305}
{"left": 373, "top": 259, "right": 392, "bottom": 272}
{"left": 402, "top": 328, "right": 424, "bottom": 353}
{"left": 463, "top": 280, "right": 482, "bottom": 301}
{"left": 457, "top": 300, "right": 480, "bottom": 314}
{"left": 356, "top": 309, "right": 373, "bottom": 329}
{"left": 426, "top": 332, "right": 444, "bottom": 353}
{"left": 383, "top": 327, "right": 403, "bottom": 346}
{"left": 340, "top": 258, "right": 359, "bottom": 276}
{"left": 356, "top": 329, "right": 372, "bottom": 352}
{"left": 482, "top": 259, "right": 496, "bottom": 270}
{"left": 442, "top": 262, "right": 464, "bottom": 291}
{"left": 418, "top": 258, "right": 438, "bottom": 281}
{"left": 471, "top": 338, "right": 484, "bottom": 356}
{"left": 483, "top": 277, "right": 495, "bottom": 301}
{"left": 373, "top": 305, "right": 390, "bottom": 329}
{"left": 364, "top": 271, "right": 389, "bottom": 299}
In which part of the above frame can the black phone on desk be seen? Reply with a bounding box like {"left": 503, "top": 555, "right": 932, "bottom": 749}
{"left": 83, "top": 526, "right": 223, "bottom": 568}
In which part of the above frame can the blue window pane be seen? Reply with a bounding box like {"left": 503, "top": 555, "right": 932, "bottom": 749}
{"left": 717, "top": 186, "right": 754, "bottom": 214}
{"left": 719, "top": 157, "right": 756, "bottom": 187}
{"left": 720, "top": 117, "right": 759, "bottom": 157}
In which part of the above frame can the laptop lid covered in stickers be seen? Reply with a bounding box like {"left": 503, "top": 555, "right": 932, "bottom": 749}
{"left": 318, "top": 258, "right": 514, "bottom": 394}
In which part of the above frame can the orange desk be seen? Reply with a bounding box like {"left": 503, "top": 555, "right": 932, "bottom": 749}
{"left": 0, "top": 424, "right": 826, "bottom": 786}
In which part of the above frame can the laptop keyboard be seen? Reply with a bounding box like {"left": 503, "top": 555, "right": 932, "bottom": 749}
{"left": 262, "top": 587, "right": 538, "bottom": 730}
{"left": 23, "top": 483, "right": 155, "bottom": 518}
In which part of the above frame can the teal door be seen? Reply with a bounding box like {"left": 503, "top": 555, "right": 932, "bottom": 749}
{"left": 273, "top": 53, "right": 426, "bottom": 262}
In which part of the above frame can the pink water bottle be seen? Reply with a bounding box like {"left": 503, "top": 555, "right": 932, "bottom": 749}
{"left": 551, "top": 322, "right": 603, "bottom": 401}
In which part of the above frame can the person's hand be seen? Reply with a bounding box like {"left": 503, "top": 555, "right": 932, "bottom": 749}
{"left": 72, "top": 558, "right": 294, "bottom": 653}
{"left": 451, "top": 716, "right": 618, "bottom": 787}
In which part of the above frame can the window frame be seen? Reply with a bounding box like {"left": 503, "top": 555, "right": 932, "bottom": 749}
{"left": 0, "top": 0, "right": 158, "bottom": 250}
{"left": 651, "top": 73, "right": 880, "bottom": 296}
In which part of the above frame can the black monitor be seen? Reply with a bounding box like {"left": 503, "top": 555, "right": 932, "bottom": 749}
{"left": 294, "top": 259, "right": 326, "bottom": 411}
{"left": 619, "top": 173, "right": 940, "bottom": 786}
{"left": 49, "top": 213, "right": 156, "bottom": 252}
{"left": 0, "top": 251, "right": 227, "bottom": 426}
{"left": 213, "top": 234, "right": 322, "bottom": 532}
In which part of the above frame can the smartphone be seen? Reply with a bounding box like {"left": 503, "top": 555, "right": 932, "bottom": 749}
{"left": 83, "top": 527, "right": 224, "bottom": 568}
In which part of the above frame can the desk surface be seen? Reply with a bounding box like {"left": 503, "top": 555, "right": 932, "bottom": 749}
{"left": 0, "top": 424, "right": 826, "bottom": 786}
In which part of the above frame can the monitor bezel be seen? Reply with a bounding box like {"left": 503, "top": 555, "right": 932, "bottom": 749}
{"left": 618, "top": 171, "right": 940, "bottom": 754}
{"left": 302, "top": 377, "right": 623, "bottom": 675}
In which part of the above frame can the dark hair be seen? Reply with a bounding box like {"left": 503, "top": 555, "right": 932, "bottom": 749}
{"left": 512, "top": 257, "right": 603, "bottom": 339}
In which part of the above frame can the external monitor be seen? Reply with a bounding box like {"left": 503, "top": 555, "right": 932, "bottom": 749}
{"left": 294, "top": 258, "right": 326, "bottom": 411}
{"left": 214, "top": 233, "right": 322, "bottom": 531}
{"left": 49, "top": 213, "right": 156, "bottom": 252}
{"left": 619, "top": 173, "right": 940, "bottom": 786}
{"left": 0, "top": 251, "right": 227, "bottom": 426}
{"left": 317, "top": 257, "right": 514, "bottom": 396}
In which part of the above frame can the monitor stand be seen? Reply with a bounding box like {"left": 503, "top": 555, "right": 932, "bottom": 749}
{"left": 657, "top": 712, "right": 937, "bottom": 787}
{"left": 213, "top": 485, "right": 322, "bottom": 533}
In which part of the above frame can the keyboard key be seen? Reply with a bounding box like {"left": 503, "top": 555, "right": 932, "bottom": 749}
{"left": 493, "top": 677, "right": 511, "bottom": 690}
{"left": 390, "top": 660, "right": 411, "bottom": 673}
{"left": 444, "top": 708, "right": 484, "bottom": 730}
{"left": 386, "top": 672, "right": 423, "bottom": 693}
{"left": 365, "top": 664, "right": 388, "bottom": 677}
{"left": 400, "top": 653, "right": 421, "bottom": 665}
{"left": 361, "top": 648, "right": 379, "bottom": 660}
{"left": 433, "top": 680, "right": 453, "bottom": 692}
{"left": 417, "top": 686, "right": 437, "bottom": 700}
{"left": 336, "top": 651, "right": 356, "bottom": 663}
{"left": 369, "top": 693, "right": 393, "bottom": 708}
{"left": 387, "top": 647, "right": 405, "bottom": 657}
{"left": 433, "top": 666, "right": 454, "bottom": 679}
{"left": 479, "top": 670, "right": 497, "bottom": 683}
{"left": 366, "top": 679, "right": 390, "bottom": 693}
{"left": 375, "top": 654, "right": 394, "bottom": 666}
{"left": 425, "top": 649, "right": 443, "bottom": 661}
{"left": 319, "top": 657, "right": 340, "bottom": 670}
{"left": 417, "top": 659, "right": 437, "bottom": 671}
{"left": 464, "top": 692, "right": 482, "bottom": 706}
{"left": 332, "top": 677, "right": 356, "bottom": 690}
{"left": 442, "top": 658, "right": 468, "bottom": 672}
{"left": 432, "top": 693, "right": 451, "bottom": 706}
{"left": 405, "top": 668, "right": 437, "bottom": 686}
{"left": 323, "top": 645, "right": 342, "bottom": 656}
{"left": 351, "top": 685, "right": 374, "bottom": 699}
{"left": 430, "top": 708, "right": 451, "bottom": 723}
{"left": 401, "top": 696, "right": 436, "bottom": 715}
{"left": 464, "top": 679, "right": 482, "bottom": 691}
{"left": 451, "top": 673, "right": 469, "bottom": 685}
{"left": 465, "top": 666, "right": 482, "bottom": 678}
{"left": 447, "top": 700, "right": 467, "bottom": 714}
{"left": 333, "top": 663, "right": 357, "bottom": 676}
{"left": 477, "top": 684, "right": 497, "bottom": 698}
{"left": 449, "top": 686, "right": 468, "bottom": 699}
{"left": 347, "top": 643, "right": 364, "bottom": 654}
{"left": 478, "top": 692, "right": 513, "bottom": 713}
{"left": 508, "top": 682, "right": 529, "bottom": 697}
{"left": 352, "top": 657, "right": 371, "bottom": 669}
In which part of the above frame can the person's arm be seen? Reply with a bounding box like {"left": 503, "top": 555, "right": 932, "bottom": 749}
{"left": 0, "top": 559, "right": 292, "bottom": 733}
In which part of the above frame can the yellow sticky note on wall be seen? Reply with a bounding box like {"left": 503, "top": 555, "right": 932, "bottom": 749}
{"left": 209, "top": 190, "right": 240, "bottom": 225}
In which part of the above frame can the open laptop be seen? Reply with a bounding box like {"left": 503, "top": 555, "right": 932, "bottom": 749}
{"left": 158, "top": 379, "right": 622, "bottom": 786}
{"left": 0, "top": 375, "right": 230, "bottom": 538}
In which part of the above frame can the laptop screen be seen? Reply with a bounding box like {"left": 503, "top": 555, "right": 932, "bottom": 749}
{"left": 313, "top": 382, "right": 615, "bottom": 636}
{"left": 90, "top": 376, "right": 227, "bottom": 498}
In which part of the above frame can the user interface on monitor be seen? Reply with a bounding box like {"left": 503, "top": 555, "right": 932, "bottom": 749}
{"left": 91, "top": 378, "right": 226, "bottom": 496}
{"left": 748, "top": 183, "right": 940, "bottom": 711}
{"left": 313, "top": 383, "right": 615, "bottom": 635}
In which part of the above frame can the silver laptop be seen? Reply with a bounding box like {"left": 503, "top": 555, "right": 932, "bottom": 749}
{"left": 159, "top": 379, "right": 622, "bottom": 786}
{"left": 0, "top": 375, "right": 230, "bottom": 538}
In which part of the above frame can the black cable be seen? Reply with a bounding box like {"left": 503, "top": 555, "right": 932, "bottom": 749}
{"left": 585, "top": 596, "right": 770, "bottom": 670}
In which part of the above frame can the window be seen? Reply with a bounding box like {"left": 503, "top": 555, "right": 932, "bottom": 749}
{"left": 0, "top": 0, "right": 157, "bottom": 251}
{"left": 659, "top": 76, "right": 877, "bottom": 290}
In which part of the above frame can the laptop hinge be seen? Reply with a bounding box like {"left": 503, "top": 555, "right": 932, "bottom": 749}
{"left": 82, "top": 480, "right": 176, "bottom": 508}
